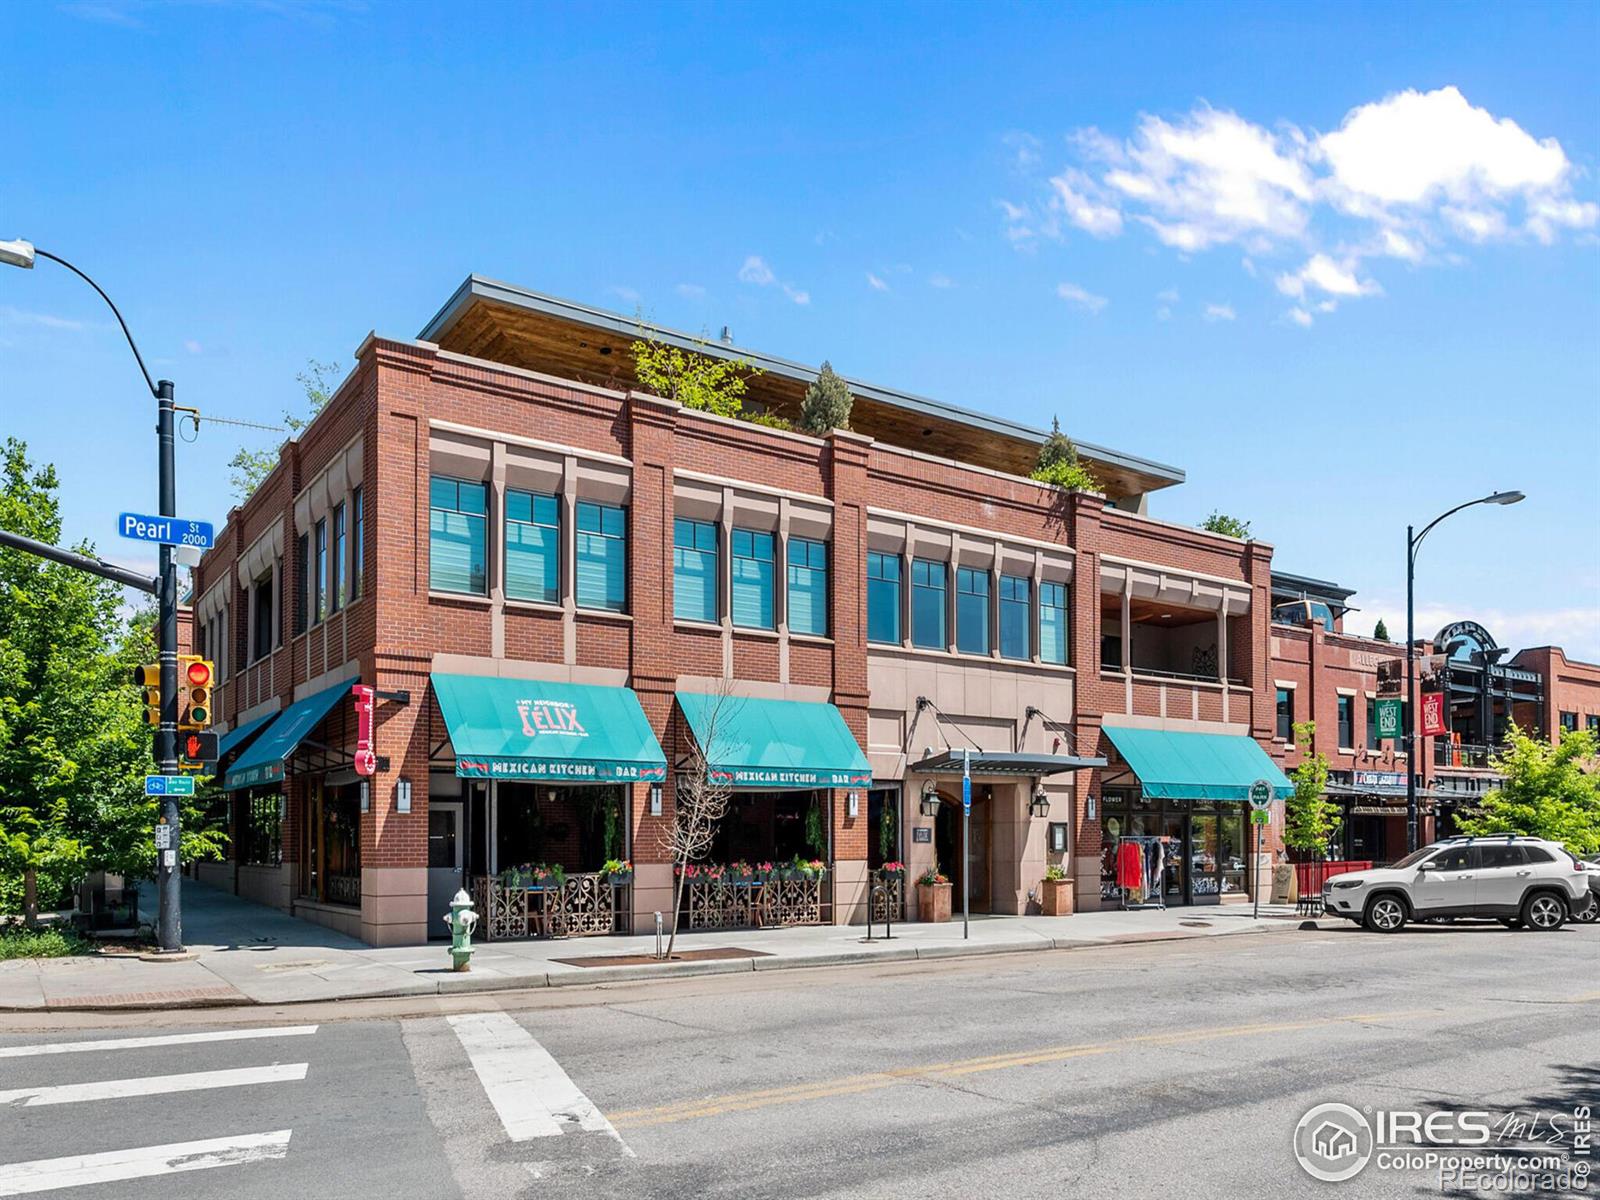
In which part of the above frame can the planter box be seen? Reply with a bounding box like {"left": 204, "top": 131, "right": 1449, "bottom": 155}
{"left": 1039, "top": 877, "right": 1074, "bottom": 916}
{"left": 917, "top": 881, "right": 952, "bottom": 923}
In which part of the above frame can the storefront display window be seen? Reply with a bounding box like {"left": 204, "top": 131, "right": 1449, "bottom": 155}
{"left": 1098, "top": 791, "right": 1252, "bottom": 906}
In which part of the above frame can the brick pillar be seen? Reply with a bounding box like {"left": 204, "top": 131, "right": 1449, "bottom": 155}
{"left": 1069, "top": 491, "right": 1108, "bottom": 909}
{"left": 825, "top": 429, "right": 872, "bottom": 923}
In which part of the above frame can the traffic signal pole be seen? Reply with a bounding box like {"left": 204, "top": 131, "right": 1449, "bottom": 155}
{"left": 156, "top": 380, "right": 183, "bottom": 953}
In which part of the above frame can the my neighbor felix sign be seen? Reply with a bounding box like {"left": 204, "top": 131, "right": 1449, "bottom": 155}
{"left": 119, "top": 511, "right": 214, "bottom": 549}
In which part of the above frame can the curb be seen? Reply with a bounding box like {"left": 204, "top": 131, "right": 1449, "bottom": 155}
{"left": 1, "top": 920, "right": 1305, "bottom": 1013}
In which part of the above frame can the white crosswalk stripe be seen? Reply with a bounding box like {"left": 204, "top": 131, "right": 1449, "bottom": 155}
{"left": 448, "top": 1012, "right": 632, "bottom": 1155}
{"left": 0, "top": 1024, "right": 318, "bottom": 1059}
{"left": 0, "top": 1131, "right": 292, "bottom": 1196}
{"left": 0, "top": 1063, "right": 308, "bottom": 1108}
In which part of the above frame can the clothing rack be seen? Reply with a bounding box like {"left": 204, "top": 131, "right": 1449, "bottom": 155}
{"left": 1114, "top": 835, "right": 1172, "bottom": 911}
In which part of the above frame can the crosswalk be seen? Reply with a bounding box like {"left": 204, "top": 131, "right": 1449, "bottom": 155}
{"left": 0, "top": 1013, "right": 632, "bottom": 1195}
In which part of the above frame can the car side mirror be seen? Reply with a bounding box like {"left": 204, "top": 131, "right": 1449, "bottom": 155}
{"left": 1415, "top": 861, "right": 1434, "bottom": 872}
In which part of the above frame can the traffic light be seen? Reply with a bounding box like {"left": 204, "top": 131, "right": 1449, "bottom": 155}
{"left": 178, "top": 730, "right": 219, "bottom": 771}
{"left": 132, "top": 663, "right": 161, "bottom": 726}
{"left": 179, "top": 656, "right": 214, "bottom": 730}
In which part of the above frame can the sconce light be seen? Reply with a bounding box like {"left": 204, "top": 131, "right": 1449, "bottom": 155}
{"left": 395, "top": 778, "right": 412, "bottom": 814}
{"left": 648, "top": 782, "right": 663, "bottom": 818}
{"left": 359, "top": 781, "right": 370, "bottom": 813}
{"left": 919, "top": 780, "right": 940, "bottom": 817}
{"left": 1030, "top": 787, "right": 1051, "bottom": 819}
{"left": 846, "top": 790, "right": 860, "bottom": 819}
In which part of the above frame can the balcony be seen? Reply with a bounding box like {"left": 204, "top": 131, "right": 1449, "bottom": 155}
{"left": 1434, "top": 741, "right": 1506, "bottom": 770}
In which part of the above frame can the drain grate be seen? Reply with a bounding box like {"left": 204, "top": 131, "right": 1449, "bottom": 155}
{"left": 1178, "top": 920, "right": 1213, "bottom": 928}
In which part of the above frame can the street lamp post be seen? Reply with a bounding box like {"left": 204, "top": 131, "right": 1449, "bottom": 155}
{"left": 1404, "top": 490, "right": 1525, "bottom": 853}
{"left": 1, "top": 237, "right": 186, "bottom": 952}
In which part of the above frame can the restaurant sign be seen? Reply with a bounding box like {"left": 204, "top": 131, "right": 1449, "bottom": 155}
{"left": 709, "top": 766, "right": 874, "bottom": 789}
{"left": 456, "top": 757, "right": 666, "bottom": 782}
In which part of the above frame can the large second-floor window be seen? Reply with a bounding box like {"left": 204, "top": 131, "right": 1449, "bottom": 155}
{"left": 731, "top": 529, "right": 776, "bottom": 630}
{"left": 1337, "top": 694, "right": 1355, "bottom": 749}
{"left": 999, "top": 575, "right": 1030, "bottom": 661}
{"left": 911, "top": 559, "right": 947, "bottom": 650}
{"left": 787, "top": 538, "right": 828, "bottom": 636}
{"left": 1276, "top": 688, "right": 1293, "bottom": 741}
{"left": 505, "top": 490, "right": 559, "bottom": 603}
{"left": 956, "top": 567, "right": 990, "bottom": 656}
{"left": 673, "top": 518, "right": 718, "bottom": 623}
{"left": 251, "top": 576, "right": 273, "bottom": 662}
{"left": 350, "top": 486, "right": 364, "bottom": 601}
{"left": 866, "top": 552, "right": 901, "bottom": 644}
{"left": 1039, "top": 581, "right": 1067, "bottom": 665}
{"left": 429, "top": 476, "right": 488, "bottom": 595}
{"left": 313, "top": 518, "right": 329, "bottom": 623}
{"left": 1366, "top": 697, "right": 1380, "bottom": 750}
{"left": 330, "top": 502, "right": 346, "bottom": 614}
{"left": 575, "top": 501, "right": 626, "bottom": 612}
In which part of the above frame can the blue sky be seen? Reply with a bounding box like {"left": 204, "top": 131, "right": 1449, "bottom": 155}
{"left": 3, "top": 1, "right": 1597, "bottom": 657}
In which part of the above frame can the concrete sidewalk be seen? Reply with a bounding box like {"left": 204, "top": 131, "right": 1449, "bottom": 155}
{"left": 0, "top": 881, "right": 1306, "bottom": 1012}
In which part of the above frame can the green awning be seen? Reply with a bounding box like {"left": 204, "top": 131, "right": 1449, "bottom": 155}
{"left": 217, "top": 712, "right": 277, "bottom": 761}
{"left": 433, "top": 673, "right": 666, "bottom": 783}
{"left": 1101, "top": 724, "right": 1292, "bottom": 802}
{"left": 676, "top": 692, "right": 872, "bottom": 789}
{"left": 224, "top": 682, "right": 351, "bottom": 791}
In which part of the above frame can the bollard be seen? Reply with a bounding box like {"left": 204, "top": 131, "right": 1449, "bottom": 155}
{"left": 654, "top": 911, "right": 664, "bottom": 960}
{"left": 442, "top": 888, "right": 479, "bottom": 972}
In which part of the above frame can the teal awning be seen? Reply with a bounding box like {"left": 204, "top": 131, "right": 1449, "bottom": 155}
{"left": 1102, "top": 725, "right": 1292, "bottom": 802}
{"left": 676, "top": 692, "right": 872, "bottom": 789}
{"left": 224, "top": 682, "right": 351, "bottom": 791}
{"left": 433, "top": 673, "right": 666, "bottom": 783}
{"left": 217, "top": 712, "right": 277, "bottom": 761}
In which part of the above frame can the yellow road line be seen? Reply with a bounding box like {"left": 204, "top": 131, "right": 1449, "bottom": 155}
{"left": 609, "top": 1008, "right": 1435, "bottom": 1129}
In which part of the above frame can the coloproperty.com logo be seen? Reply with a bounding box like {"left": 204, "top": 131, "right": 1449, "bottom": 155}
{"left": 1293, "top": 1100, "right": 1593, "bottom": 1191}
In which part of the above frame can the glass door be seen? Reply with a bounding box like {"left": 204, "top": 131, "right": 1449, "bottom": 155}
{"left": 1191, "top": 812, "right": 1220, "bottom": 902}
{"left": 1161, "top": 813, "right": 1186, "bottom": 903}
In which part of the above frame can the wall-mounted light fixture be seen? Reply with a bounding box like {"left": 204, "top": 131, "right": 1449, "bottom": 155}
{"left": 919, "top": 780, "right": 940, "bottom": 817}
{"left": 360, "top": 781, "right": 370, "bottom": 813}
{"left": 846, "top": 790, "right": 860, "bottom": 819}
{"left": 395, "top": 778, "right": 412, "bottom": 814}
{"left": 649, "top": 782, "right": 663, "bottom": 817}
{"left": 1030, "top": 787, "right": 1051, "bottom": 819}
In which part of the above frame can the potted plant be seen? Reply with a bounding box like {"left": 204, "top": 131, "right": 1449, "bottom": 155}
{"left": 916, "top": 865, "right": 952, "bottom": 922}
{"left": 1040, "top": 863, "right": 1074, "bottom": 916}
{"left": 880, "top": 860, "right": 906, "bottom": 876}
{"left": 754, "top": 860, "right": 776, "bottom": 886}
{"left": 602, "top": 859, "right": 633, "bottom": 887}
{"left": 728, "top": 861, "right": 756, "bottom": 885}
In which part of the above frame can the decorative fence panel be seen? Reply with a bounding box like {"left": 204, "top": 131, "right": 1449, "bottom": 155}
{"left": 869, "top": 871, "right": 905, "bottom": 922}
{"left": 683, "top": 875, "right": 827, "bottom": 930}
{"left": 469, "top": 873, "right": 623, "bottom": 940}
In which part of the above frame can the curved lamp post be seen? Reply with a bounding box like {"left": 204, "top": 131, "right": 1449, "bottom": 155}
{"left": 1405, "top": 490, "right": 1525, "bottom": 852}
{"left": 1, "top": 237, "right": 186, "bottom": 952}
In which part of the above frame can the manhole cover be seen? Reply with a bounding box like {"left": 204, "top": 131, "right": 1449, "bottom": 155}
{"left": 1178, "top": 920, "right": 1212, "bottom": 928}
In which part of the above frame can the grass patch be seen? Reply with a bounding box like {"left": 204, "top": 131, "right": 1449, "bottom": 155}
{"left": 0, "top": 925, "right": 95, "bottom": 960}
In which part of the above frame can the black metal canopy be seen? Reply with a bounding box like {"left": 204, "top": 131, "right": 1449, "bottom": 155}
{"left": 912, "top": 750, "right": 1106, "bottom": 777}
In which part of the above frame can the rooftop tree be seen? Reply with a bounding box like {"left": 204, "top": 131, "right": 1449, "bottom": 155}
{"left": 799, "top": 361, "right": 853, "bottom": 434}
{"left": 1030, "top": 417, "right": 1099, "bottom": 492}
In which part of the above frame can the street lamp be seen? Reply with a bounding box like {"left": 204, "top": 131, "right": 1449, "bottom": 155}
{"left": 2, "top": 237, "right": 186, "bottom": 953}
{"left": 1404, "top": 489, "right": 1525, "bottom": 852}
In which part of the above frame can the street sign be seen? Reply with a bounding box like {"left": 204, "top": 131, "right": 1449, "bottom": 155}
{"left": 1251, "top": 809, "right": 1271, "bottom": 826}
{"left": 144, "top": 774, "right": 195, "bottom": 797}
{"left": 1375, "top": 697, "right": 1402, "bottom": 741}
{"left": 1421, "top": 691, "right": 1447, "bottom": 737}
{"left": 1248, "top": 779, "right": 1274, "bottom": 810}
{"left": 154, "top": 824, "right": 173, "bottom": 850}
{"left": 118, "top": 511, "right": 214, "bottom": 549}
{"left": 961, "top": 755, "right": 972, "bottom": 816}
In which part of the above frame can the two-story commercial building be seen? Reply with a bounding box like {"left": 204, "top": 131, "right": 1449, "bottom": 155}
{"left": 192, "top": 276, "right": 1296, "bottom": 945}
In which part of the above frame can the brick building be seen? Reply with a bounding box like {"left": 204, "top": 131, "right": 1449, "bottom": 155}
{"left": 192, "top": 276, "right": 1300, "bottom": 945}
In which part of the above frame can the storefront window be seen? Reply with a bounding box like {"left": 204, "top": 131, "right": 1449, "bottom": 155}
{"left": 1219, "top": 810, "right": 1246, "bottom": 895}
{"left": 302, "top": 782, "right": 361, "bottom": 906}
{"left": 239, "top": 791, "right": 282, "bottom": 866}
{"left": 866, "top": 552, "right": 901, "bottom": 644}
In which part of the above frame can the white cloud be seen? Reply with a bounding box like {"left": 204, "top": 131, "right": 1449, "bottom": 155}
{"left": 1056, "top": 281, "right": 1108, "bottom": 314}
{"left": 1362, "top": 597, "right": 1600, "bottom": 663}
{"left": 0, "top": 306, "right": 87, "bottom": 331}
{"left": 1048, "top": 169, "right": 1123, "bottom": 237}
{"left": 782, "top": 284, "right": 810, "bottom": 306}
{"left": 1288, "top": 307, "right": 1313, "bottom": 327}
{"left": 1003, "top": 130, "right": 1043, "bottom": 171}
{"left": 928, "top": 273, "right": 955, "bottom": 289}
{"left": 738, "top": 256, "right": 775, "bottom": 286}
{"left": 866, "top": 272, "right": 889, "bottom": 292}
{"left": 183, "top": 339, "right": 203, "bottom": 355}
{"left": 1276, "top": 253, "right": 1381, "bottom": 299}
{"left": 676, "top": 283, "right": 707, "bottom": 300}
{"left": 1203, "top": 303, "right": 1236, "bottom": 322}
{"left": 1157, "top": 287, "right": 1180, "bottom": 303}
{"left": 1441, "top": 205, "right": 1508, "bottom": 242}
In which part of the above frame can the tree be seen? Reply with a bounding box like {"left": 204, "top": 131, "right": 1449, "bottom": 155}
{"left": 1373, "top": 618, "right": 1390, "bottom": 642}
{"left": 1201, "top": 511, "right": 1252, "bottom": 539}
{"left": 1454, "top": 725, "right": 1600, "bottom": 855}
{"left": 1030, "top": 417, "right": 1099, "bottom": 492}
{"left": 657, "top": 681, "right": 741, "bottom": 957}
{"left": 1282, "top": 721, "right": 1341, "bottom": 860}
{"left": 631, "top": 334, "right": 763, "bottom": 421}
{"left": 228, "top": 359, "right": 342, "bottom": 501}
{"left": 799, "top": 361, "right": 853, "bottom": 434}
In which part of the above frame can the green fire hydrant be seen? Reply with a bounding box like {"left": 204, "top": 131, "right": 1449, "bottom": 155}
{"left": 443, "top": 888, "right": 479, "bottom": 972}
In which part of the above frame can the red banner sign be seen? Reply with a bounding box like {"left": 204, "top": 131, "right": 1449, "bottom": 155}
{"left": 1420, "top": 691, "right": 1447, "bottom": 738}
{"left": 352, "top": 683, "right": 377, "bottom": 776}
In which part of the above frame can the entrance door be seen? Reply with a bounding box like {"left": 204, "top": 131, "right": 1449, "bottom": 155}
{"left": 427, "top": 801, "right": 464, "bottom": 939}
{"left": 933, "top": 793, "right": 992, "bottom": 914}
{"left": 1162, "top": 813, "right": 1187, "bottom": 904}
{"left": 967, "top": 794, "right": 992, "bottom": 914}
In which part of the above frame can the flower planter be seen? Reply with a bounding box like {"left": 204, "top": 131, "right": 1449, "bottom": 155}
{"left": 1039, "top": 877, "right": 1074, "bottom": 916}
{"left": 917, "top": 881, "right": 952, "bottom": 923}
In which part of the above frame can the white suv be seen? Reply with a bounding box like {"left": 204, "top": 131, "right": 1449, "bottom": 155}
{"left": 1321, "top": 836, "right": 1590, "bottom": 933}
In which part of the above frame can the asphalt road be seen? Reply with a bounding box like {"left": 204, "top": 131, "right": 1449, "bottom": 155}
{"left": 0, "top": 918, "right": 1595, "bottom": 1199}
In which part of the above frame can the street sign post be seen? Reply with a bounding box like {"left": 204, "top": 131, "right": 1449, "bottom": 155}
{"left": 961, "top": 749, "right": 971, "bottom": 941}
{"left": 118, "top": 511, "right": 214, "bottom": 550}
{"left": 144, "top": 774, "right": 195, "bottom": 797}
{"left": 1249, "top": 778, "right": 1273, "bottom": 918}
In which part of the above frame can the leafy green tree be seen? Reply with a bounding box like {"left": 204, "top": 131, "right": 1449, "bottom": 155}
{"left": 1373, "top": 618, "right": 1390, "bottom": 642}
{"left": 799, "top": 361, "right": 853, "bottom": 434}
{"left": 1201, "top": 511, "right": 1252, "bottom": 539}
{"left": 1282, "top": 721, "right": 1341, "bottom": 859}
{"left": 631, "top": 335, "right": 763, "bottom": 420}
{"left": 0, "top": 801, "right": 83, "bottom": 926}
{"left": 1030, "top": 417, "right": 1099, "bottom": 492}
{"left": 228, "top": 359, "right": 342, "bottom": 501}
{"left": 1455, "top": 725, "right": 1600, "bottom": 855}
